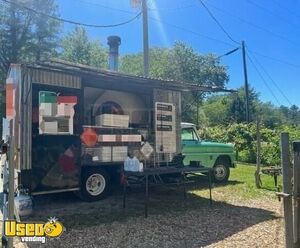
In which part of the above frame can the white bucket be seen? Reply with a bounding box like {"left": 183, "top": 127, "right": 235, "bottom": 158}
{"left": 15, "top": 193, "right": 33, "bottom": 217}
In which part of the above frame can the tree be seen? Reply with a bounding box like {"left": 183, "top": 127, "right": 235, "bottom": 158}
{"left": 60, "top": 26, "right": 108, "bottom": 69}
{"left": 258, "top": 102, "right": 285, "bottom": 128}
{"left": 0, "top": 0, "right": 60, "bottom": 78}
{"left": 201, "top": 86, "right": 259, "bottom": 125}
{"left": 279, "top": 105, "right": 290, "bottom": 121}
{"left": 289, "top": 105, "right": 300, "bottom": 125}
{"left": 200, "top": 95, "right": 229, "bottom": 125}
{"left": 120, "top": 42, "right": 229, "bottom": 122}
{"left": 120, "top": 42, "right": 228, "bottom": 87}
{"left": 200, "top": 86, "right": 300, "bottom": 128}
{"left": 0, "top": 0, "right": 60, "bottom": 136}
{"left": 228, "top": 86, "right": 259, "bottom": 123}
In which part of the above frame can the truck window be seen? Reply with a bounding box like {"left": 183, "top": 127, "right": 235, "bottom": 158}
{"left": 181, "top": 128, "right": 198, "bottom": 141}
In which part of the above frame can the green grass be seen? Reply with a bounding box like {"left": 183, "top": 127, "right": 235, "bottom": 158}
{"left": 193, "top": 163, "right": 282, "bottom": 202}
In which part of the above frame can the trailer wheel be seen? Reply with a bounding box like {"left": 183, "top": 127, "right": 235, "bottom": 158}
{"left": 80, "top": 168, "right": 110, "bottom": 201}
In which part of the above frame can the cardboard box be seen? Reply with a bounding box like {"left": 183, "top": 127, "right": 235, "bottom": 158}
{"left": 39, "top": 92, "right": 57, "bottom": 103}
{"left": 84, "top": 147, "right": 112, "bottom": 162}
{"left": 98, "top": 135, "right": 116, "bottom": 142}
{"left": 57, "top": 96, "right": 77, "bottom": 104}
{"left": 57, "top": 118, "right": 70, "bottom": 133}
{"left": 57, "top": 104, "right": 72, "bottom": 116}
{"left": 112, "top": 146, "right": 128, "bottom": 161}
{"left": 39, "top": 103, "right": 57, "bottom": 117}
{"left": 96, "top": 147, "right": 112, "bottom": 162}
{"left": 40, "top": 120, "right": 58, "bottom": 134}
{"left": 121, "top": 135, "right": 141, "bottom": 142}
{"left": 84, "top": 146, "right": 128, "bottom": 162}
{"left": 96, "top": 114, "right": 129, "bottom": 128}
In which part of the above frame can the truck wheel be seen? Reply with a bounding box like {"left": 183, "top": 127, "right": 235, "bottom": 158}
{"left": 213, "top": 160, "right": 230, "bottom": 183}
{"left": 80, "top": 168, "right": 110, "bottom": 201}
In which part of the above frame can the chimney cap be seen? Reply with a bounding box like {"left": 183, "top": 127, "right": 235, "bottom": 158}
{"left": 107, "top": 36, "right": 121, "bottom": 46}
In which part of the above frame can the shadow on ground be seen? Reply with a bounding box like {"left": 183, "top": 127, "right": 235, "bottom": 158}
{"left": 25, "top": 181, "right": 279, "bottom": 248}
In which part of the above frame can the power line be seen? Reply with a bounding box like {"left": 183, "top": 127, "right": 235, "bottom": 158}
{"left": 72, "top": 0, "right": 193, "bottom": 14}
{"left": 66, "top": 1, "right": 237, "bottom": 55}
{"left": 1, "top": 0, "right": 142, "bottom": 28}
{"left": 206, "top": 2, "right": 300, "bottom": 49}
{"left": 72, "top": 0, "right": 136, "bottom": 15}
{"left": 149, "top": 16, "right": 300, "bottom": 71}
{"left": 148, "top": 16, "right": 236, "bottom": 47}
{"left": 246, "top": 0, "right": 300, "bottom": 30}
{"left": 272, "top": 0, "right": 300, "bottom": 19}
{"left": 149, "top": 1, "right": 300, "bottom": 70}
{"left": 3, "top": 0, "right": 300, "bottom": 73}
{"left": 246, "top": 52, "right": 282, "bottom": 105}
{"left": 247, "top": 48, "right": 293, "bottom": 106}
{"left": 148, "top": 3, "right": 195, "bottom": 12}
{"left": 58, "top": 0, "right": 300, "bottom": 70}
{"left": 197, "top": 0, "right": 239, "bottom": 44}
{"left": 248, "top": 49, "right": 300, "bottom": 69}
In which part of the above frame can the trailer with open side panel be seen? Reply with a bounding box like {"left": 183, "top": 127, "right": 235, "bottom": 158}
{"left": 4, "top": 59, "right": 233, "bottom": 202}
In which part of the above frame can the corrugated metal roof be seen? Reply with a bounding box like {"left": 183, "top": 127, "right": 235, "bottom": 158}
{"left": 23, "top": 59, "right": 235, "bottom": 93}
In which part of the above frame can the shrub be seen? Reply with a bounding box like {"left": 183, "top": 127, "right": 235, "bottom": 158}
{"left": 198, "top": 123, "right": 300, "bottom": 166}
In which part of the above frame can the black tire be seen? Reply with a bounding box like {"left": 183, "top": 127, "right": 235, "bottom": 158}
{"left": 79, "top": 168, "right": 110, "bottom": 202}
{"left": 212, "top": 158, "right": 230, "bottom": 183}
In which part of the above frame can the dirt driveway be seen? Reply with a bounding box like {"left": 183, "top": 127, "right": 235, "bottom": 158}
{"left": 22, "top": 181, "right": 283, "bottom": 248}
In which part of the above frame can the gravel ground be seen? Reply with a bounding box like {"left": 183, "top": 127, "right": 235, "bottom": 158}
{"left": 23, "top": 186, "right": 284, "bottom": 248}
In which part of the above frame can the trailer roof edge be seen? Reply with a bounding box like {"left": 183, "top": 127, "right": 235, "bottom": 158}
{"left": 18, "top": 60, "right": 236, "bottom": 93}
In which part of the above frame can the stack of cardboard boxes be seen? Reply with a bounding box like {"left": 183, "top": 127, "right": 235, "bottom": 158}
{"left": 84, "top": 114, "right": 135, "bottom": 162}
{"left": 39, "top": 92, "right": 58, "bottom": 134}
{"left": 86, "top": 146, "right": 128, "bottom": 162}
{"left": 39, "top": 92, "right": 77, "bottom": 135}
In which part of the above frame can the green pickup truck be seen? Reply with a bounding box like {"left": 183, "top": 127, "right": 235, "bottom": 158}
{"left": 181, "top": 123, "right": 236, "bottom": 183}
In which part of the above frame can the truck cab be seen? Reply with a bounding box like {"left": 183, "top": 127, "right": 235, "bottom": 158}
{"left": 181, "top": 123, "right": 236, "bottom": 183}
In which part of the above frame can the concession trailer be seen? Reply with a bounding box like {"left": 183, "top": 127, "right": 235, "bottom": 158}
{"left": 4, "top": 58, "right": 229, "bottom": 201}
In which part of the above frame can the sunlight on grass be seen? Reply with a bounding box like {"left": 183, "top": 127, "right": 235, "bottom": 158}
{"left": 192, "top": 164, "right": 282, "bottom": 202}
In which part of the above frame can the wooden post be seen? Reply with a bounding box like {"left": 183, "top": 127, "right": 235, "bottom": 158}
{"left": 281, "top": 133, "right": 293, "bottom": 248}
{"left": 255, "top": 118, "right": 262, "bottom": 188}
{"left": 293, "top": 141, "right": 300, "bottom": 247}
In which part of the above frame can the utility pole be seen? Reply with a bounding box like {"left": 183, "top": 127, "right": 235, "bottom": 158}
{"left": 241, "top": 40, "right": 250, "bottom": 123}
{"left": 142, "top": 0, "right": 149, "bottom": 76}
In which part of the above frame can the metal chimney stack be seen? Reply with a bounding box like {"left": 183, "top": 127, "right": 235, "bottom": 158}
{"left": 107, "top": 36, "right": 121, "bottom": 71}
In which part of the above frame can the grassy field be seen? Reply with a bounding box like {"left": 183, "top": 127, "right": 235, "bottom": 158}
{"left": 192, "top": 163, "right": 282, "bottom": 202}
